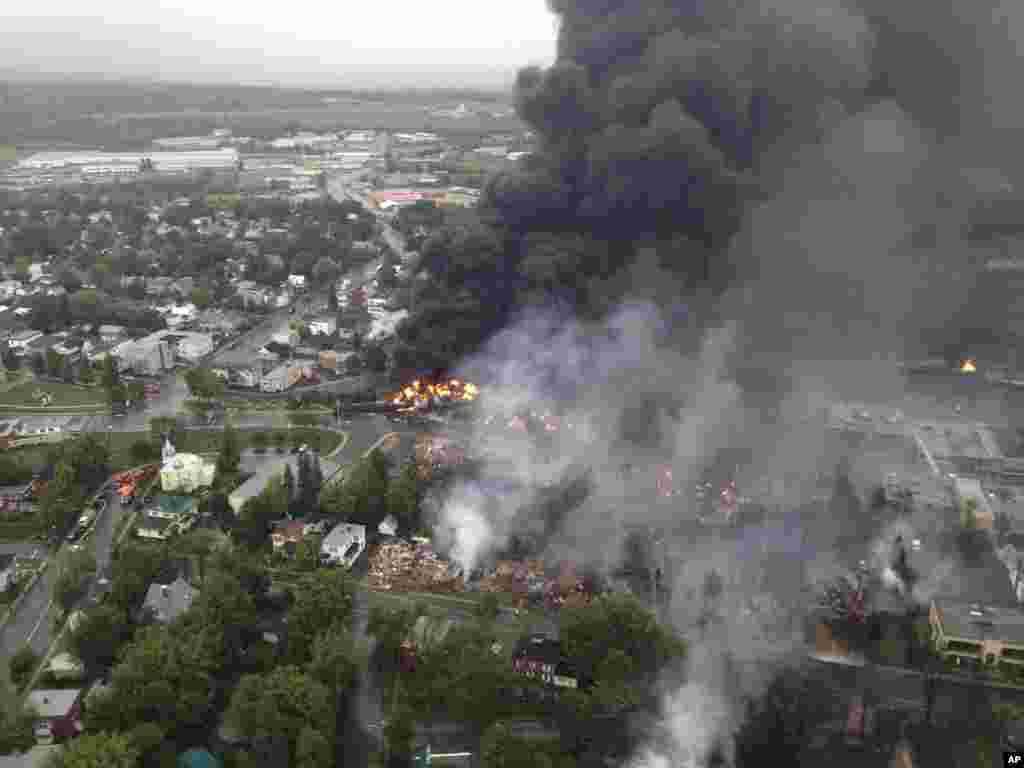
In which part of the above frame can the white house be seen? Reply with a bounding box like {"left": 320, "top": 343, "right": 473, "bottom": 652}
{"left": 0, "top": 554, "right": 14, "bottom": 592}
{"left": 98, "top": 324, "right": 126, "bottom": 344}
{"left": 309, "top": 316, "right": 337, "bottom": 336}
{"left": 166, "top": 303, "right": 197, "bottom": 328}
{"left": 0, "top": 280, "right": 21, "bottom": 300}
{"left": 175, "top": 334, "right": 213, "bottom": 362}
{"left": 320, "top": 523, "right": 366, "bottom": 568}
{"left": 287, "top": 274, "right": 307, "bottom": 291}
{"left": 261, "top": 365, "right": 301, "bottom": 393}
{"left": 7, "top": 331, "right": 43, "bottom": 355}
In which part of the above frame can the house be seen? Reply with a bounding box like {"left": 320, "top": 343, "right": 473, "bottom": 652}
{"left": 379, "top": 514, "right": 398, "bottom": 537}
{"left": 43, "top": 652, "right": 84, "bottom": 681}
{"left": 166, "top": 303, "right": 198, "bottom": 328}
{"left": 140, "top": 576, "right": 199, "bottom": 623}
{"left": 7, "top": 331, "right": 43, "bottom": 355}
{"left": 0, "top": 280, "right": 21, "bottom": 300}
{"left": 511, "top": 636, "right": 579, "bottom": 690}
{"left": 287, "top": 274, "right": 306, "bottom": 291}
{"left": 0, "top": 746, "right": 60, "bottom": 768}
{"left": 930, "top": 597, "right": 1024, "bottom": 668}
{"left": 98, "top": 324, "right": 126, "bottom": 344}
{"left": 320, "top": 523, "right": 366, "bottom": 568}
{"left": 270, "top": 520, "right": 306, "bottom": 557}
{"left": 25, "top": 688, "right": 83, "bottom": 743}
{"left": 0, "top": 484, "right": 33, "bottom": 516}
{"left": 114, "top": 337, "right": 174, "bottom": 376}
{"left": 0, "top": 554, "right": 14, "bottom": 592}
{"left": 146, "top": 276, "right": 174, "bottom": 296}
{"left": 261, "top": 364, "right": 302, "bottom": 393}
{"left": 234, "top": 368, "right": 260, "bottom": 388}
{"left": 175, "top": 333, "right": 213, "bottom": 362}
{"left": 136, "top": 515, "right": 176, "bottom": 540}
{"left": 309, "top": 316, "right": 337, "bottom": 336}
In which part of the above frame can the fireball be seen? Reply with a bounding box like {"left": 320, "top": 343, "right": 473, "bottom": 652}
{"left": 960, "top": 359, "right": 977, "bottom": 373}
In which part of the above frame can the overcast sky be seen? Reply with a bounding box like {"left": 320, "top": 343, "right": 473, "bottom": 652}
{"left": 1, "top": 0, "right": 559, "bottom": 89}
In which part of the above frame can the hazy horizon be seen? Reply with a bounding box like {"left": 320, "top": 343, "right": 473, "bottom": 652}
{"left": 2, "top": 0, "right": 559, "bottom": 91}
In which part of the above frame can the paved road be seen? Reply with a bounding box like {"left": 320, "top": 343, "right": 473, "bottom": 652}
{"left": 0, "top": 482, "right": 123, "bottom": 658}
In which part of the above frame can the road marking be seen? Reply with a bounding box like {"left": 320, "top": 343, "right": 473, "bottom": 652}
{"left": 26, "top": 597, "right": 53, "bottom": 645}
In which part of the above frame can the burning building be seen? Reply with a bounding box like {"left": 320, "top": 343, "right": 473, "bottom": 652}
{"left": 390, "top": 378, "right": 479, "bottom": 412}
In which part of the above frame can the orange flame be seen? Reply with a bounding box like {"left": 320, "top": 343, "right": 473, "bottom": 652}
{"left": 960, "top": 359, "right": 977, "bottom": 373}
{"left": 391, "top": 377, "right": 479, "bottom": 407}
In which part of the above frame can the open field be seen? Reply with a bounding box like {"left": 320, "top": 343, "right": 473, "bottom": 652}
{"left": 0, "top": 381, "right": 107, "bottom": 408}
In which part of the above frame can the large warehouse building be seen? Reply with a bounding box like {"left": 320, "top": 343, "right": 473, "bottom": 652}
{"left": 18, "top": 149, "right": 239, "bottom": 173}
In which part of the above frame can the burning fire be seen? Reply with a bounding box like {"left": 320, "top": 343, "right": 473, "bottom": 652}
{"left": 959, "top": 359, "right": 977, "bottom": 373}
{"left": 391, "top": 378, "right": 479, "bottom": 408}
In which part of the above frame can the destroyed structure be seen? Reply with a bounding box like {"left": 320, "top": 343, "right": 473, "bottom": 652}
{"left": 367, "top": 538, "right": 464, "bottom": 593}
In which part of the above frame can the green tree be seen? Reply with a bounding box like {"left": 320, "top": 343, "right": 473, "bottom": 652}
{"left": 0, "top": 705, "right": 35, "bottom": 755}
{"left": 126, "top": 381, "right": 145, "bottom": 405}
{"left": 225, "top": 666, "right": 335, "bottom": 764}
{"left": 307, "top": 628, "right": 361, "bottom": 696}
{"left": 963, "top": 497, "right": 979, "bottom": 529}
{"left": 251, "top": 431, "right": 268, "bottom": 453}
{"left": 560, "top": 593, "right": 686, "bottom": 715}
{"left": 46, "top": 347, "right": 63, "bottom": 377}
{"left": 100, "top": 355, "right": 120, "bottom": 390}
{"left": 86, "top": 624, "right": 218, "bottom": 736}
{"left": 386, "top": 462, "right": 421, "bottom": 532}
{"left": 9, "top": 645, "right": 39, "bottom": 691}
{"left": 78, "top": 361, "right": 94, "bottom": 384}
{"left": 14, "top": 256, "right": 30, "bottom": 281}
{"left": 367, "top": 604, "right": 422, "bottom": 679}
{"left": 296, "top": 725, "right": 334, "bottom": 768}
{"left": 237, "top": 478, "right": 288, "bottom": 550}
{"left": 217, "top": 422, "right": 241, "bottom": 475}
{"left": 149, "top": 416, "right": 180, "bottom": 445}
{"left": 131, "top": 439, "right": 159, "bottom": 464}
{"left": 67, "top": 605, "right": 132, "bottom": 677}
{"left": 54, "top": 545, "right": 97, "bottom": 615}
{"left": 184, "top": 367, "right": 225, "bottom": 400}
{"left": 44, "top": 731, "right": 139, "bottom": 768}
{"left": 481, "top": 721, "right": 565, "bottom": 768}
{"left": 190, "top": 287, "right": 212, "bottom": 309}
{"left": 383, "top": 684, "right": 416, "bottom": 762}
{"left": 285, "top": 570, "right": 356, "bottom": 665}
{"left": 475, "top": 592, "right": 501, "bottom": 622}
{"left": 181, "top": 568, "right": 258, "bottom": 669}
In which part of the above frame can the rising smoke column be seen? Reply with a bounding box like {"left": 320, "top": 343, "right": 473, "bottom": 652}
{"left": 484, "top": 0, "right": 1024, "bottom": 765}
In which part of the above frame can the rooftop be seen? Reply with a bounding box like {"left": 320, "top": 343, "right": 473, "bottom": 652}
{"left": 25, "top": 688, "right": 80, "bottom": 718}
{"left": 932, "top": 597, "right": 1024, "bottom": 644}
{"left": 142, "top": 576, "right": 199, "bottom": 623}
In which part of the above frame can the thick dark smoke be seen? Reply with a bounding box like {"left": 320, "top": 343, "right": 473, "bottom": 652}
{"left": 447, "top": 0, "right": 1024, "bottom": 765}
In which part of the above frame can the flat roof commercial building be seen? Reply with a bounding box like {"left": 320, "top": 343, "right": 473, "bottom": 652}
{"left": 930, "top": 597, "right": 1024, "bottom": 668}
{"left": 18, "top": 149, "right": 238, "bottom": 172}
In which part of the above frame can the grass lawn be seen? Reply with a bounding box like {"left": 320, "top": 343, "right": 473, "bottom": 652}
{"left": 360, "top": 585, "right": 545, "bottom": 657}
{"left": 6, "top": 428, "right": 344, "bottom": 473}
{"left": 0, "top": 381, "right": 107, "bottom": 408}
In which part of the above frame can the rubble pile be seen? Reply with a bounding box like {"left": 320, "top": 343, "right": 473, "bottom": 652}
{"left": 367, "top": 539, "right": 464, "bottom": 593}
{"left": 478, "top": 559, "right": 593, "bottom": 610}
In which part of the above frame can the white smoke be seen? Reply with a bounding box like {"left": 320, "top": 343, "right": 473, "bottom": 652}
{"left": 432, "top": 483, "right": 496, "bottom": 575}
{"left": 629, "top": 682, "right": 731, "bottom": 768}
{"left": 366, "top": 309, "right": 409, "bottom": 342}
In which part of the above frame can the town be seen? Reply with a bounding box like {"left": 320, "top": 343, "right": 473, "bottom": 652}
{"left": 3, "top": 2, "right": 1024, "bottom": 767}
